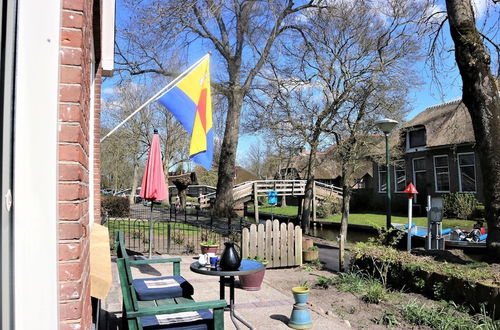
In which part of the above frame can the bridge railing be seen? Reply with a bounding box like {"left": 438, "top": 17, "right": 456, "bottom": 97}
{"left": 198, "top": 179, "right": 343, "bottom": 208}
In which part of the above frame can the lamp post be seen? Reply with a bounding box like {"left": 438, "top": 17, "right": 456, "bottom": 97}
{"left": 375, "top": 118, "right": 398, "bottom": 229}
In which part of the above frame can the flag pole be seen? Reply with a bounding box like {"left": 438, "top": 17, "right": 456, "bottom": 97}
{"left": 101, "top": 53, "right": 210, "bottom": 142}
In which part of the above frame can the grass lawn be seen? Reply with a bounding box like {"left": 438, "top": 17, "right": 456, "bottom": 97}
{"left": 256, "top": 206, "right": 480, "bottom": 230}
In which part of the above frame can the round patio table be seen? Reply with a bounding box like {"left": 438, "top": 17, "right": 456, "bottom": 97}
{"left": 190, "top": 259, "right": 264, "bottom": 330}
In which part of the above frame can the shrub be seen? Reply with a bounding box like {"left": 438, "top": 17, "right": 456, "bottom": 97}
{"left": 316, "top": 198, "right": 341, "bottom": 218}
{"left": 443, "top": 193, "right": 479, "bottom": 219}
{"left": 101, "top": 195, "right": 130, "bottom": 217}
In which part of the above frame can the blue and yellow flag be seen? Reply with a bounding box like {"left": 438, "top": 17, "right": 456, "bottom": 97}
{"left": 157, "top": 56, "right": 213, "bottom": 170}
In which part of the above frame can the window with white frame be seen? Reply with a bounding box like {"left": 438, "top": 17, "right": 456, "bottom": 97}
{"left": 458, "top": 153, "right": 476, "bottom": 192}
{"left": 394, "top": 160, "right": 406, "bottom": 192}
{"left": 378, "top": 165, "right": 387, "bottom": 192}
{"left": 433, "top": 155, "right": 450, "bottom": 192}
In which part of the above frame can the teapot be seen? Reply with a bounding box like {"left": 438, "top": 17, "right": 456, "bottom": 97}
{"left": 220, "top": 241, "right": 241, "bottom": 271}
{"left": 198, "top": 253, "right": 208, "bottom": 266}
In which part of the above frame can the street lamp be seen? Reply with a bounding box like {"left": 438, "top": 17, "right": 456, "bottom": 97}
{"left": 375, "top": 118, "right": 398, "bottom": 229}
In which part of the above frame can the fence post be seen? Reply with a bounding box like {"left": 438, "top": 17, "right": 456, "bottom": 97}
{"left": 253, "top": 182, "right": 259, "bottom": 223}
{"left": 167, "top": 223, "right": 171, "bottom": 254}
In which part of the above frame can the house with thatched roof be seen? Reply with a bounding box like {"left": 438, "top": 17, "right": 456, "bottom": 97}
{"left": 372, "top": 99, "right": 483, "bottom": 211}
{"left": 277, "top": 137, "right": 379, "bottom": 189}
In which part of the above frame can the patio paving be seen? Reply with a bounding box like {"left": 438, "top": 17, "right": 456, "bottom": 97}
{"left": 101, "top": 255, "right": 347, "bottom": 329}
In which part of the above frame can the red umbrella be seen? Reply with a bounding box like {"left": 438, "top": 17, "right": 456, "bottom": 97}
{"left": 140, "top": 130, "right": 168, "bottom": 257}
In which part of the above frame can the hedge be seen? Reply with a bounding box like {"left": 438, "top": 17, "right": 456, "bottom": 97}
{"left": 101, "top": 195, "right": 130, "bottom": 217}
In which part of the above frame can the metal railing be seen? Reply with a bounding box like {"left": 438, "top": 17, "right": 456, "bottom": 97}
{"left": 102, "top": 204, "right": 251, "bottom": 256}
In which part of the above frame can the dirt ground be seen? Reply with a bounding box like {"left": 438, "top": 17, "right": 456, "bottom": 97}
{"left": 262, "top": 264, "right": 438, "bottom": 329}
{"left": 261, "top": 242, "right": 500, "bottom": 329}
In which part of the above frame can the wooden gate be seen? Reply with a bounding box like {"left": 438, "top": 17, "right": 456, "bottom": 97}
{"left": 241, "top": 220, "right": 302, "bottom": 268}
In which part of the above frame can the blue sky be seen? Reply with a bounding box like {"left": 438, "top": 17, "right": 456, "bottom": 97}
{"left": 104, "top": 0, "right": 496, "bottom": 165}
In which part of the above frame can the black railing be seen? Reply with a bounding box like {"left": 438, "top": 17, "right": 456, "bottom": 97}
{"left": 103, "top": 204, "right": 252, "bottom": 256}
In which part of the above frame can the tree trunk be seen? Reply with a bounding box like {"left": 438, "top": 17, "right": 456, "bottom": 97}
{"left": 179, "top": 189, "right": 187, "bottom": 210}
{"left": 446, "top": 0, "right": 500, "bottom": 260}
{"left": 281, "top": 196, "right": 287, "bottom": 207}
{"left": 214, "top": 92, "right": 244, "bottom": 217}
{"left": 301, "top": 141, "right": 319, "bottom": 234}
{"left": 340, "top": 185, "right": 351, "bottom": 242}
{"left": 129, "top": 161, "right": 139, "bottom": 205}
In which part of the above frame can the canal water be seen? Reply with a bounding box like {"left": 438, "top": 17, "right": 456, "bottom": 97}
{"left": 309, "top": 223, "right": 377, "bottom": 243}
{"left": 251, "top": 212, "right": 378, "bottom": 244}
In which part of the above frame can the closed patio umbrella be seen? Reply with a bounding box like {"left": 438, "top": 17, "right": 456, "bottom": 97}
{"left": 139, "top": 129, "right": 168, "bottom": 258}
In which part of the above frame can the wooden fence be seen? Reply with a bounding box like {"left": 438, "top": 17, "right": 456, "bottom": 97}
{"left": 241, "top": 219, "right": 302, "bottom": 268}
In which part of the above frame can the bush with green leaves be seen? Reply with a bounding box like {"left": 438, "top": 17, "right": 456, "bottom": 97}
{"left": 316, "top": 198, "right": 341, "bottom": 218}
{"left": 443, "top": 193, "right": 479, "bottom": 219}
{"left": 101, "top": 195, "right": 130, "bottom": 217}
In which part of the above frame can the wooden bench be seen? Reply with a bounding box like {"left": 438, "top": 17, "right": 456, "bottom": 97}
{"left": 114, "top": 231, "right": 227, "bottom": 329}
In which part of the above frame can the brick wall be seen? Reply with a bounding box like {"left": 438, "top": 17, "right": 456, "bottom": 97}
{"left": 58, "top": 0, "right": 102, "bottom": 328}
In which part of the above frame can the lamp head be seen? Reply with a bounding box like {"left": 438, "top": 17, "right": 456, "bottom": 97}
{"left": 375, "top": 118, "right": 398, "bottom": 134}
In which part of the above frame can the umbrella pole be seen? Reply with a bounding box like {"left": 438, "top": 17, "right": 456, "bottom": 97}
{"left": 149, "top": 201, "right": 153, "bottom": 258}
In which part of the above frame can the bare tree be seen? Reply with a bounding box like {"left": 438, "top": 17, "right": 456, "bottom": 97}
{"left": 101, "top": 81, "right": 189, "bottom": 203}
{"left": 243, "top": 142, "right": 266, "bottom": 179}
{"left": 444, "top": 0, "right": 500, "bottom": 259}
{"left": 118, "top": 0, "right": 320, "bottom": 217}
{"left": 248, "top": 0, "right": 427, "bottom": 232}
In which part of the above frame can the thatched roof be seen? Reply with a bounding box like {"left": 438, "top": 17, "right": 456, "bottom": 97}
{"left": 283, "top": 135, "right": 382, "bottom": 181}
{"left": 402, "top": 99, "right": 474, "bottom": 147}
{"left": 234, "top": 166, "right": 259, "bottom": 184}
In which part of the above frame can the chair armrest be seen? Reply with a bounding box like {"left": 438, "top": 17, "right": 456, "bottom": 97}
{"left": 127, "top": 299, "right": 227, "bottom": 318}
{"left": 129, "top": 258, "right": 182, "bottom": 276}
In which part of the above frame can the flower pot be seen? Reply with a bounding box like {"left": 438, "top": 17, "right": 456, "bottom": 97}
{"left": 200, "top": 244, "right": 218, "bottom": 254}
{"left": 302, "top": 238, "right": 314, "bottom": 250}
{"left": 302, "top": 250, "right": 319, "bottom": 262}
{"left": 288, "top": 286, "right": 312, "bottom": 329}
{"left": 291, "top": 286, "right": 310, "bottom": 305}
{"left": 239, "top": 261, "right": 267, "bottom": 291}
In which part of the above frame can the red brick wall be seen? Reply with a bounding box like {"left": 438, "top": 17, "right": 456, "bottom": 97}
{"left": 58, "top": 0, "right": 102, "bottom": 328}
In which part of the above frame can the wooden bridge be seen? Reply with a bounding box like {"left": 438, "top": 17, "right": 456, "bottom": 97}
{"left": 198, "top": 180, "right": 342, "bottom": 222}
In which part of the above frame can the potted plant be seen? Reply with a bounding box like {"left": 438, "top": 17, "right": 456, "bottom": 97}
{"left": 238, "top": 256, "right": 268, "bottom": 291}
{"left": 302, "top": 245, "right": 319, "bottom": 262}
{"left": 200, "top": 238, "right": 218, "bottom": 254}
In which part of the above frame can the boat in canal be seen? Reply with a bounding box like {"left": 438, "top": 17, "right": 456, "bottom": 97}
{"left": 393, "top": 223, "right": 487, "bottom": 250}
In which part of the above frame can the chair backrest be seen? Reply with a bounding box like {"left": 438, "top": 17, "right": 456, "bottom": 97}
{"left": 116, "top": 258, "right": 140, "bottom": 314}
{"left": 115, "top": 230, "right": 134, "bottom": 285}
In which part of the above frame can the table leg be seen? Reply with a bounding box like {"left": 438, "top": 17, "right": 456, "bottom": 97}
{"left": 228, "top": 276, "right": 255, "bottom": 330}
{"left": 219, "top": 276, "right": 225, "bottom": 300}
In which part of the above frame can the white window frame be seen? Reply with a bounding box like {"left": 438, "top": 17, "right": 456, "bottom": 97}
{"left": 412, "top": 157, "right": 426, "bottom": 203}
{"left": 378, "top": 164, "right": 387, "bottom": 193}
{"left": 433, "top": 155, "right": 450, "bottom": 193}
{"left": 393, "top": 160, "right": 406, "bottom": 193}
{"left": 458, "top": 152, "right": 477, "bottom": 193}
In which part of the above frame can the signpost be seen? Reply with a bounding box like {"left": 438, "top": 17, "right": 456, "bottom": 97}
{"left": 402, "top": 182, "right": 418, "bottom": 251}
